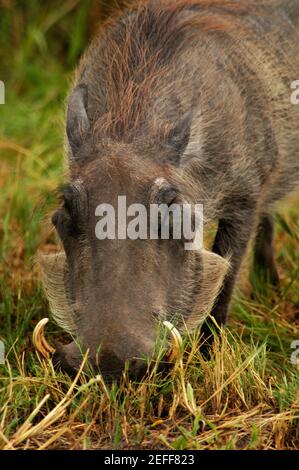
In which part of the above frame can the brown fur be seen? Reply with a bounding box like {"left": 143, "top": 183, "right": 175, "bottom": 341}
{"left": 44, "top": 0, "right": 299, "bottom": 379}
{"left": 77, "top": 0, "right": 256, "bottom": 141}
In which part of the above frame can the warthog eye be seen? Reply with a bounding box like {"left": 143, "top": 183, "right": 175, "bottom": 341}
{"left": 155, "top": 185, "right": 180, "bottom": 207}
{"left": 52, "top": 184, "right": 83, "bottom": 238}
{"left": 52, "top": 206, "right": 77, "bottom": 239}
{"left": 149, "top": 178, "right": 188, "bottom": 242}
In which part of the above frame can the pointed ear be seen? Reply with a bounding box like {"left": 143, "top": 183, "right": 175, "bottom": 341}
{"left": 167, "top": 111, "right": 192, "bottom": 159}
{"left": 186, "top": 250, "right": 230, "bottom": 329}
{"left": 66, "top": 84, "right": 90, "bottom": 157}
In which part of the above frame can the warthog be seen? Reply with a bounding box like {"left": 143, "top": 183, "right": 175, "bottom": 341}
{"left": 39, "top": 0, "right": 299, "bottom": 380}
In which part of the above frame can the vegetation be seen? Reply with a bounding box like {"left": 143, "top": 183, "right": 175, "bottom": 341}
{"left": 0, "top": 0, "right": 298, "bottom": 449}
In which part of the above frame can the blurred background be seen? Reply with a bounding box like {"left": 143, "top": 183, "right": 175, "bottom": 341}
{"left": 0, "top": 0, "right": 128, "bottom": 279}
{"left": 0, "top": 0, "right": 130, "bottom": 341}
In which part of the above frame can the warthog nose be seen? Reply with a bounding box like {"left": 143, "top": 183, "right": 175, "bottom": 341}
{"left": 52, "top": 342, "right": 152, "bottom": 382}
{"left": 99, "top": 350, "right": 149, "bottom": 381}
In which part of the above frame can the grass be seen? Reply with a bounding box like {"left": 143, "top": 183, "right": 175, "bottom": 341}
{"left": 0, "top": 1, "right": 298, "bottom": 450}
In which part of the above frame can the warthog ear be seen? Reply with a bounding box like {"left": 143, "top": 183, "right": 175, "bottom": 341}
{"left": 167, "top": 111, "right": 192, "bottom": 160}
{"left": 66, "top": 84, "right": 90, "bottom": 158}
{"left": 186, "top": 250, "right": 230, "bottom": 329}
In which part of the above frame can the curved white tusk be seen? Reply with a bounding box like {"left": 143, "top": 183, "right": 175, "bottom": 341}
{"left": 32, "top": 318, "right": 55, "bottom": 359}
{"left": 163, "top": 320, "right": 183, "bottom": 362}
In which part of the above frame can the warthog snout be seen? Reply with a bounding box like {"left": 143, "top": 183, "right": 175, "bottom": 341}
{"left": 52, "top": 338, "right": 154, "bottom": 381}
{"left": 38, "top": 238, "right": 229, "bottom": 381}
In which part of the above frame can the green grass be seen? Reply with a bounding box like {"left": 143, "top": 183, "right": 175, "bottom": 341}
{"left": 0, "top": 1, "right": 298, "bottom": 450}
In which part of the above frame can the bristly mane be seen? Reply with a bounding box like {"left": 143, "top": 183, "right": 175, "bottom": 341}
{"left": 77, "top": 0, "right": 256, "bottom": 142}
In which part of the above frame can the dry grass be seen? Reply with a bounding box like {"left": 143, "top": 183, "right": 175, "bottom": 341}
{"left": 0, "top": 322, "right": 298, "bottom": 450}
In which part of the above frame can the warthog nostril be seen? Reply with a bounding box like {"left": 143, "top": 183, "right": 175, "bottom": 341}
{"left": 98, "top": 354, "right": 147, "bottom": 381}
{"left": 53, "top": 349, "right": 76, "bottom": 377}
{"left": 52, "top": 341, "right": 82, "bottom": 378}
{"left": 128, "top": 357, "right": 149, "bottom": 379}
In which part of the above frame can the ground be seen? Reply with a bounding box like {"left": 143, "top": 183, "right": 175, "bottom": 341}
{"left": 0, "top": 1, "right": 298, "bottom": 450}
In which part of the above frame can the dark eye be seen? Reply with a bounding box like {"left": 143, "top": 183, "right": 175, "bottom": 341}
{"left": 153, "top": 186, "right": 183, "bottom": 241}
{"left": 52, "top": 207, "right": 76, "bottom": 238}
{"left": 52, "top": 184, "right": 83, "bottom": 238}
{"left": 63, "top": 185, "right": 80, "bottom": 219}
{"left": 156, "top": 186, "right": 180, "bottom": 206}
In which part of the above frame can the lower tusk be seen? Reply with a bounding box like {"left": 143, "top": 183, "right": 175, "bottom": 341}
{"left": 32, "top": 318, "right": 55, "bottom": 359}
{"left": 163, "top": 320, "right": 183, "bottom": 362}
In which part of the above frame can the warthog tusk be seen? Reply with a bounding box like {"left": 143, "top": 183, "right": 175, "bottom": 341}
{"left": 32, "top": 318, "right": 55, "bottom": 359}
{"left": 163, "top": 320, "right": 183, "bottom": 362}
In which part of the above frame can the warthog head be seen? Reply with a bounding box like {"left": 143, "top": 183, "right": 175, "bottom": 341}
{"left": 39, "top": 85, "right": 229, "bottom": 381}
